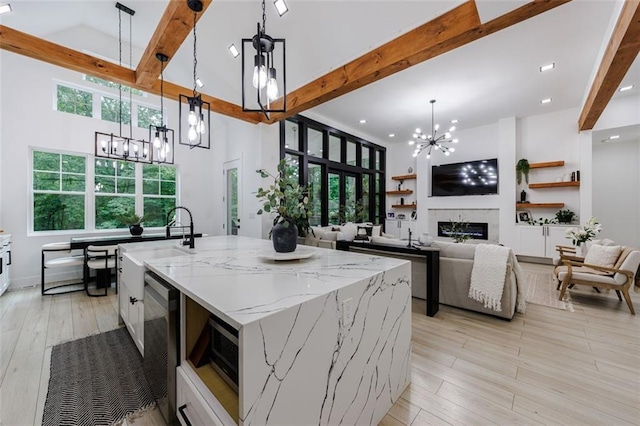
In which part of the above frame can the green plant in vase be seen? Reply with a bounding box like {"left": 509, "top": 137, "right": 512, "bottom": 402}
{"left": 555, "top": 209, "right": 576, "bottom": 224}
{"left": 119, "top": 210, "right": 146, "bottom": 236}
{"left": 446, "top": 216, "right": 470, "bottom": 243}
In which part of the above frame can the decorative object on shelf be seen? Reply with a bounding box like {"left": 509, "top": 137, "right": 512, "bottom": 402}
{"left": 409, "top": 99, "right": 458, "bottom": 159}
{"left": 179, "top": 0, "right": 211, "bottom": 150}
{"left": 565, "top": 217, "right": 602, "bottom": 247}
{"left": 242, "top": 0, "right": 286, "bottom": 118}
{"left": 256, "top": 159, "right": 312, "bottom": 252}
{"left": 418, "top": 232, "right": 434, "bottom": 246}
{"left": 411, "top": 210, "right": 417, "bottom": 220}
{"left": 555, "top": 209, "right": 576, "bottom": 224}
{"left": 520, "top": 189, "right": 527, "bottom": 203}
{"left": 576, "top": 170, "right": 580, "bottom": 181}
{"left": 526, "top": 217, "right": 558, "bottom": 225}
{"left": 571, "top": 171, "right": 576, "bottom": 182}
{"left": 397, "top": 182, "right": 402, "bottom": 191}
{"left": 95, "top": 2, "right": 151, "bottom": 164}
{"left": 516, "top": 158, "right": 530, "bottom": 185}
{"left": 407, "top": 166, "right": 413, "bottom": 174}
{"left": 400, "top": 197, "right": 404, "bottom": 205}
{"left": 149, "top": 53, "right": 174, "bottom": 164}
{"left": 120, "top": 210, "right": 146, "bottom": 236}
{"left": 517, "top": 211, "right": 531, "bottom": 223}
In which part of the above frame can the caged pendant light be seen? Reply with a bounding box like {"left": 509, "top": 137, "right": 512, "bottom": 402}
{"left": 95, "top": 2, "right": 151, "bottom": 164}
{"left": 179, "top": 0, "right": 211, "bottom": 150}
{"left": 241, "top": 0, "right": 286, "bottom": 118}
{"left": 148, "top": 53, "right": 174, "bottom": 164}
{"left": 409, "top": 99, "right": 459, "bottom": 159}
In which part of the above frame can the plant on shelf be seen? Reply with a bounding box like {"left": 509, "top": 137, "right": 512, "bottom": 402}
{"left": 527, "top": 217, "right": 558, "bottom": 226}
{"left": 446, "top": 216, "right": 470, "bottom": 243}
{"left": 555, "top": 209, "right": 576, "bottom": 224}
{"left": 119, "top": 209, "right": 146, "bottom": 236}
{"left": 565, "top": 217, "right": 602, "bottom": 246}
{"left": 516, "top": 158, "right": 530, "bottom": 185}
{"left": 256, "top": 159, "right": 313, "bottom": 252}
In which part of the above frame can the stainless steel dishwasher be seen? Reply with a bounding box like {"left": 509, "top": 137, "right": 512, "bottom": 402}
{"left": 144, "top": 271, "right": 180, "bottom": 425}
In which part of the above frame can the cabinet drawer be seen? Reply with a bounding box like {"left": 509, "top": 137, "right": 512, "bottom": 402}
{"left": 177, "top": 367, "right": 224, "bottom": 426}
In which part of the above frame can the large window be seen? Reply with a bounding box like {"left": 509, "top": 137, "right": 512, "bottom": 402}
{"left": 56, "top": 85, "right": 93, "bottom": 118}
{"left": 31, "top": 149, "right": 178, "bottom": 233}
{"left": 281, "top": 115, "right": 385, "bottom": 225}
{"left": 33, "top": 151, "right": 86, "bottom": 231}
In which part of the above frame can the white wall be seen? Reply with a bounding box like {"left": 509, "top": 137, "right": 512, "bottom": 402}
{"left": 0, "top": 51, "right": 263, "bottom": 289}
{"left": 593, "top": 139, "right": 640, "bottom": 247}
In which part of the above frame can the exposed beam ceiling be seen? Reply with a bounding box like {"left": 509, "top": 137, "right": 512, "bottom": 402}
{"left": 578, "top": 0, "right": 640, "bottom": 131}
{"left": 267, "top": 0, "right": 572, "bottom": 123}
{"left": 135, "top": 0, "right": 213, "bottom": 88}
{"left": 0, "top": 25, "right": 262, "bottom": 124}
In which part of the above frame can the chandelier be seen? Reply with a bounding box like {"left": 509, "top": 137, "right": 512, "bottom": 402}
{"left": 241, "top": 0, "right": 286, "bottom": 118}
{"left": 149, "top": 53, "right": 174, "bottom": 164}
{"left": 179, "top": 0, "right": 211, "bottom": 149}
{"left": 95, "top": 2, "right": 151, "bottom": 164}
{"left": 410, "top": 99, "right": 458, "bottom": 159}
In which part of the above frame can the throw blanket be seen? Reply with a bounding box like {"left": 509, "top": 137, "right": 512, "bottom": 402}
{"left": 469, "top": 244, "right": 510, "bottom": 312}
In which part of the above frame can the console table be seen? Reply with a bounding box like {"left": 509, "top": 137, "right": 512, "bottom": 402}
{"left": 336, "top": 240, "right": 440, "bottom": 317}
{"left": 70, "top": 232, "right": 203, "bottom": 250}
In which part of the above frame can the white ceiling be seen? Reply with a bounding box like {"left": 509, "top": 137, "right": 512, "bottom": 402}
{"left": 2, "top": 0, "right": 639, "bottom": 145}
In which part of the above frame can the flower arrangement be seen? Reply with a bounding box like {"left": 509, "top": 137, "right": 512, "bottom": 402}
{"left": 565, "top": 217, "right": 602, "bottom": 246}
{"left": 445, "top": 216, "right": 470, "bottom": 243}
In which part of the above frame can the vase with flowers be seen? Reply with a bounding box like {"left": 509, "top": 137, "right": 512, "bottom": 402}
{"left": 565, "top": 217, "right": 602, "bottom": 255}
{"left": 256, "top": 159, "right": 313, "bottom": 253}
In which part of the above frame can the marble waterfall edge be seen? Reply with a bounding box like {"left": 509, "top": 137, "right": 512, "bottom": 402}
{"left": 240, "top": 263, "right": 412, "bottom": 425}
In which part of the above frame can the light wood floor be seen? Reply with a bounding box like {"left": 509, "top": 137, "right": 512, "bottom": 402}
{"left": 1, "top": 263, "right": 638, "bottom": 426}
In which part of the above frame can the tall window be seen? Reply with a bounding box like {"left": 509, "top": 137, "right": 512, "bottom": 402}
{"left": 94, "top": 159, "right": 135, "bottom": 229}
{"left": 56, "top": 85, "right": 92, "bottom": 117}
{"left": 32, "top": 151, "right": 86, "bottom": 231}
{"left": 142, "top": 164, "right": 177, "bottom": 227}
{"left": 281, "top": 115, "right": 385, "bottom": 225}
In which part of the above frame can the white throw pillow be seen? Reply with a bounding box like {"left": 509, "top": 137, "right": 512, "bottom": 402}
{"left": 320, "top": 231, "right": 340, "bottom": 242}
{"left": 372, "top": 225, "right": 382, "bottom": 237}
{"left": 340, "top": 222, "right": 358, "bottom": 241}
{"left": 584, "top": 244, "right": 622, "bottom": 268}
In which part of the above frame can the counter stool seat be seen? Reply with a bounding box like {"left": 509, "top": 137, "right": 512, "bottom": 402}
{"left": 42, "top": 242, "right": 85, "bottom": 295}
{"left": 85, "top": 245, "right": 118, "bottom": 297}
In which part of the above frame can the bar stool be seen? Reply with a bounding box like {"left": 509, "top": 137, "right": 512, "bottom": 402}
{"left": 41, "top": 242, "right": 85, "bottom": 295}
{"left": 85, "top": 245, "right": 118, "bottom": 297}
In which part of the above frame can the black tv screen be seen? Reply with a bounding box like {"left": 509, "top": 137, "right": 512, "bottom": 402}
{"left": 431, "top": 158, "right": 499, "bottom": 196}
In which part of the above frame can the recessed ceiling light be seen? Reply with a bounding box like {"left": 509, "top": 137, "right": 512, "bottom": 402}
{"left": 273, "top": 0, "right": 288, "bottom": 16}
{"left": 450, "top": 119, "right": 458, "bottom": 124}
{"left": 539, "top": 63, "right": 555, "bottom": 72}
{"left": 228, "top": 44, "right": 240, "bottom": 58}
{"left": 619, "top": 85, "right": 634, "bottom": 92}
{"left": 359, "top": 119, "right": 367, "bottom": 124}
{"left": 609, "top": 135, "right": 620, "bottom": 140}
{"left": 0, "top": 4, "right": 11, "bottom": 15}
{"left": 540, "top": 98, "right": 552, "bottom": 104}
{"left": 388, "top": 134, "right": 395, "bottom": 138}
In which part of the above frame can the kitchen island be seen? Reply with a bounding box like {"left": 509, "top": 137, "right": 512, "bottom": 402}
{"left": 122, "top": 235, "right": 412, "bottom": 425}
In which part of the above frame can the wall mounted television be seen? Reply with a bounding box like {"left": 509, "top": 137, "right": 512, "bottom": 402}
{"left": 431, "top": 158, "right": 499, "bottom": 196}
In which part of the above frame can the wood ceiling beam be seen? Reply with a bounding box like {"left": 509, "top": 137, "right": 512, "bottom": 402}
{"left": 578, "top": 0, "right": 640, "bottom": 131}
{"left": 0, "top": 25, "right": 262, "bottom": 124}
{"left": 135, "top": 0, "right": 213, "bottom": 88}
{"left": 267, "top": 0, "right": 571, "bottom": 124}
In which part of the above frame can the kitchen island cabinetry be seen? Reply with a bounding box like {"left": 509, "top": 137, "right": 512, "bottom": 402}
{"left": 133, "top": 235, "right": 412, "bottom": 425}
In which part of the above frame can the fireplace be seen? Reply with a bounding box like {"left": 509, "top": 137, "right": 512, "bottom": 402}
{"left": 438, "top": 221, "right": 489, "bottom": 240}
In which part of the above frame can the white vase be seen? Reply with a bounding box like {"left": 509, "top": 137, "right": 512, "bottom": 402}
{"left": 419, "top": 233, "right": 434, "bottom": 246}
{"left": 580, "top": 243, "right": 588, "bottom": 257}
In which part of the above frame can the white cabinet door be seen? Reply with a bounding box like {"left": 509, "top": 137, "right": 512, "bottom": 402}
{"left": 132, "top": 300, "right": 144, "bottom": 355}
{"left": 546, "top": 226, "right": 574, "bottom": 257}
{"left": 176, "top": 367, "right": 224, "bottom": 426}
{"left": 384, "top": 220, "right": 401, "bottom": 239}
{"left": 518, "top": 226, "right": 546, "bottom": 257}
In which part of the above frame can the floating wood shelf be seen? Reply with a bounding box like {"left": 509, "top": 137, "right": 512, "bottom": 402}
{"left": 529, "top": 181, "right": 580, "bottom": 189}
{"left": 391, "top": 174, "right": 417, "bottom": 181}
{"left": 392, "top": 204, "right": 417, "bottom": 209}
{"left": 386, "top": 190, "right": 413, "bottom": 195}
{"left": 517, "top": 203, "right": 565, "bottom": 208}
{"left": 529, "top": 161, "right": 565, "bottom": 169}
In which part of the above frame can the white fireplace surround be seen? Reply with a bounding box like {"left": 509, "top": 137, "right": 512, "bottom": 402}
{"left": 427, "top": 208, "right": 499, "bottom": 244}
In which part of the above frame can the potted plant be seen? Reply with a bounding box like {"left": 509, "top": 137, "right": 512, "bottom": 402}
{"left": 516, "top": 158, "right": 530, "bottom": 185}
{"left": 446, "top": 216, "right": 470, "bottom": 243}
{"left": 555, "top": 209, "right": 576, "bottom": 224}
{"left": 120, "top": 210, "right": 146, "bottom": 236}
{"left": 256, "top": 159, "right": 313, "bottom": 253}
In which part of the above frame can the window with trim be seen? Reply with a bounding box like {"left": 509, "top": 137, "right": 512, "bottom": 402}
{"left": 33, "top": 151, "right": 86, "bottom": 231}
{"left": 137, "top": 105, "right": 163, "bottom": 129}
{"left": 85, "top": 75, "right": 144, "bottom": 96}
{"left": 56, "top": 85, "right": 93, "bottom": 118}
{"left": 31, "top": 149, "right": 178, "bottom": 233}
{"left": 101, "top": 96, "right": 131, "bottom": 124}
{"left": 281, "top": 115, "right": 386, "bottom": 226}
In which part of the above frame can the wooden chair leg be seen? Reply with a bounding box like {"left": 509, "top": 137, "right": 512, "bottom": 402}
{"left": 558, "top": 278, "right": 571, "bottom": 300}
{"left": 615, "top": 290, "right": 622, "bottom": 301}
{"left": 621, "top": 288, "right": 635, "bottom": 315}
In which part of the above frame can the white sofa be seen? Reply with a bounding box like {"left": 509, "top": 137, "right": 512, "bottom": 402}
{"left": 301, "top": 223, "right": 390, "bottom": 249}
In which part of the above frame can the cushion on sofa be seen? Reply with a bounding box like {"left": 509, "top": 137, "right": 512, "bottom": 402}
{"left": 432, "top": 241, "right": 476, "bottom": 260}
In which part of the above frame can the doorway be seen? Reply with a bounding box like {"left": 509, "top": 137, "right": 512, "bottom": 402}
{"left": 223, "top": 159, "right": 242, "bottom": 235}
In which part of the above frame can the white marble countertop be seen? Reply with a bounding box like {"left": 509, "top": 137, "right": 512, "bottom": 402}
{"left": 121, "top": 235, "right": 408, "bottom": 329}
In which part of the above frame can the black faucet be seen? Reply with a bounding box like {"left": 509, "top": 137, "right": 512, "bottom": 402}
{"left": 407, "top": 228, "right": 412, "bottom": 248}
{"left": 166, "top": 206, "right": 195, "bottom": 249}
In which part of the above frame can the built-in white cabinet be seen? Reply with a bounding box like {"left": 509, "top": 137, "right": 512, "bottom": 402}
{"left": 384, "top": 219, "right": 416, "bottom": 240}
{"left": 0, "top": 235, "right": 12, "bottom": 296}
{"left": 176, "top": 367, "right": 224, "bottom": 426}
{"left": 118, "top": 251, "right": 145, "bottom": 355}
{"left": 517, "top": 225, "right": 574, "bottom": 258}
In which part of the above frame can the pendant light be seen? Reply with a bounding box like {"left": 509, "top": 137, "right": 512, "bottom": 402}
{"left": 241, "top": 0, "right": 286, "bottom": 118}
{"left": 95, "top": 2, "right": 151, "bottom": 163}
{"left": 409, "top": 99, "right": 459, "bottom": 159}
{"left": 149, "top": 53, "right": 174, "bottom": 164}
{"left": 179, "top": 0, "right": 211, "bottom": 150}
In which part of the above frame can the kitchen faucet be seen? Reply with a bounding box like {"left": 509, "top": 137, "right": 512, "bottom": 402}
{"left": 166, "top": 206, "right": 195, "bottom": 249}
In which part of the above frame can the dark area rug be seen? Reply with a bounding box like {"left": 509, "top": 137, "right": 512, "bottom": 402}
{"left": 42, "top": 327, "right": 156, "bottom": 426}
